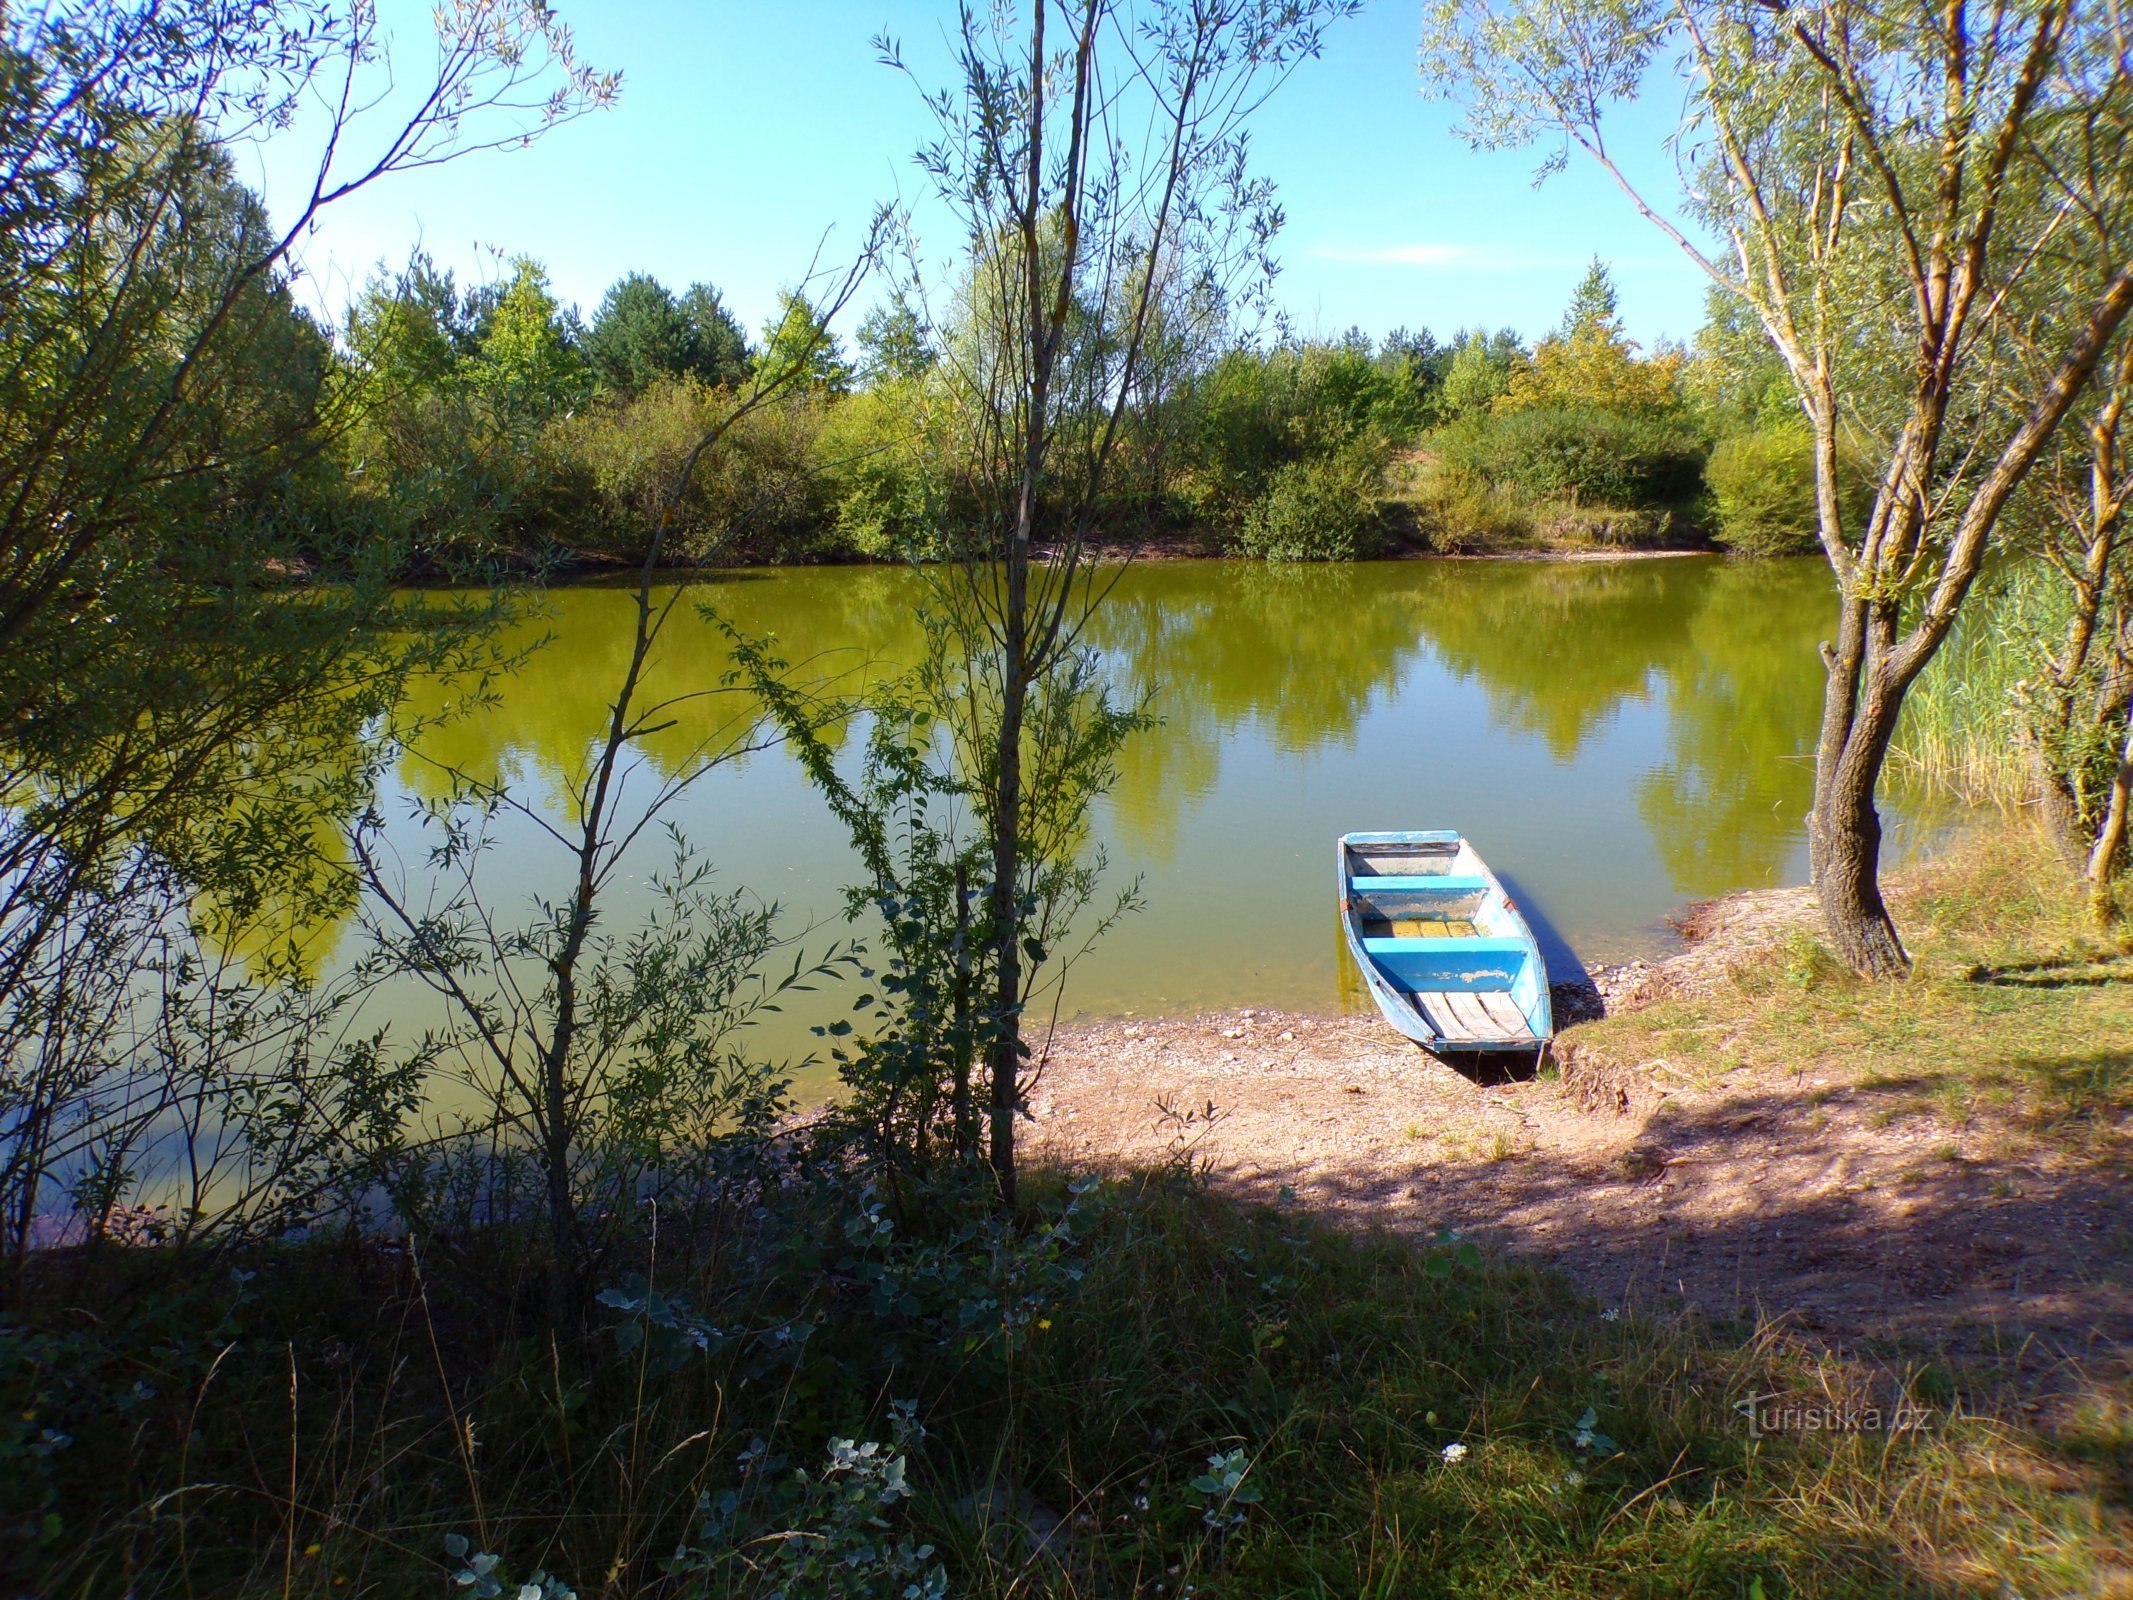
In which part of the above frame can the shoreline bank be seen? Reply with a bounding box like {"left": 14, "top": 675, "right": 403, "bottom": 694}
{"left": 1028, "top": 855, "right": 2133, "bottom": 1368}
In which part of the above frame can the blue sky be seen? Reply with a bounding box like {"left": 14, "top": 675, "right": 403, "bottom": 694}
{"left": 244, "top": 1, "right": 1714, "bottom": 352}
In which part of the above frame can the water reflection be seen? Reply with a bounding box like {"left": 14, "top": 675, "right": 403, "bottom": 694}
{"left": 341, "top": 555, "right": 1938, "bottom": 1039}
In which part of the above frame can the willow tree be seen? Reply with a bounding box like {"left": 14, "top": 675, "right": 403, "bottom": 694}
{"left": 1422, "top": 0, "right": 2133, "bottom": 976}
{"left": 879, "top": 0, "right": 1354, "bottom": 1201}
{"left": 0, "top": 0, "right": 611, "bottom": 1263}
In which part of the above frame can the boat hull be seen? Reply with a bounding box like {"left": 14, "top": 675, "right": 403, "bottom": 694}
{"left": 1337, "top": 830, "right": 1554, "bottom": 1052}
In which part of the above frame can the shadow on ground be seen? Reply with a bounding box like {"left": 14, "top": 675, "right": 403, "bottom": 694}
{"left": 1033, "top": 1012, "right": 2133, "bottom": 1382}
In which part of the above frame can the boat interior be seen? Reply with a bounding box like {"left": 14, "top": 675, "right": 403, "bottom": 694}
{"left": 1343, "top": 838, "right": 1544, "bottom": 1047}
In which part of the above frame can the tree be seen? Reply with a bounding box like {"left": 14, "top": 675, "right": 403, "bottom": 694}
{"left": 757, "top": 289, "right": 852, "bottom": 394}
{"left": 472, "top": 255, "right": 586, "bottom": 413}
{"left": 878, "top": 0, "right": 1356, "bottom": 1204}
{"left": 578, "top": 272, "right": 751, "bottom": 393}
{"left": 2002, "top": 284, "right": 2133, "bottom": 922}
{"left": 1560, "top": 256, "right": 1621, "bottom": 341}
{"left": 344, "top": 250, "right": 466, "bottom": 393}
{"left": 857, "top": 300, "right": 936, "bottom": 383}
{"left": 679, "top": 281, "right": 752, "bottom": 386}
{"left": 582, "top": 271, "right": 692, "bottom": 394}
{"left": 1422, "top": 0, "right": 2133, "bottom": 976}
{"left": 0, "top": 0, "right": 611, "bottom": 1259}
{"left": 358, "top": 245, "right": 880, "bottom": 1327}
{"left": 1439, "top": 329, "right": 1522, "bottom": 417}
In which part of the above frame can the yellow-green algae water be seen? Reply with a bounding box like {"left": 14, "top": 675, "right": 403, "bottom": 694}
{"left": 328, "top": 556, "right": 1950, "bottom": 1079}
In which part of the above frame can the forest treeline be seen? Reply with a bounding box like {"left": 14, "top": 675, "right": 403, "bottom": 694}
{"left": 283, "top": 234, "right": 1831, "bottom": 570}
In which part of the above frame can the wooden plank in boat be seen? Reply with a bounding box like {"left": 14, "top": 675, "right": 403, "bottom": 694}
{"left": 1413, "top": 991, "right": 1493, "bottom": 1043}
{"left": 1477, "top": 992, "right": 1532, "bottom": 1034}
{"left": 1410, "top": 992, "right": 1458, "bottom": 1038}
{"left": 1441, "top": 991, "right": 1516, "bottom": 1040}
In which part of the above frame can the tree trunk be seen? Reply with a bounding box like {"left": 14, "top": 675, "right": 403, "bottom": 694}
{"left": 2028, "top": 742, "right": 2088, "bottom": 867}
{"left": 951, "top": 860, "right": 976, "bottom": 1161}
{"left": 540, "top": 1011, "right": 580, "bottom": 1329}
{"left": 1809, "top": 603, "right": 1912, "bottom": 979}
{"left": 1810, "top": 748, "right": 1910, "bottom": 977}
{"left": 987, "top": 660, "right": 1026, "bottom": 1207}
{"left": 2086, "top": 713, "right": 2133, "bottom": 928}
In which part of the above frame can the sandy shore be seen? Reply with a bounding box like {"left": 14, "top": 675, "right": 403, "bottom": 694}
{"left": 1026, "top": 886, "right": 2133, "bottom": 1368}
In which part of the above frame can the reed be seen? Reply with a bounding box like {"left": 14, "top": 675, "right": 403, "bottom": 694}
{"left": 1893, "top": 564, "right": 2062, "bottom": 807}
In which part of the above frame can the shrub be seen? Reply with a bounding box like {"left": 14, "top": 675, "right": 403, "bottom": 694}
{"left": 1434, "top": 405, "right": 1707, "bottom": 508}
{"left": 1704, "top": 426, "right": 1869, "bottom": 556}
{"left": 1408, "top": 471, "right": 1537, "bottom": 552}
{"left": 1184, "top": 342, "right": 1423, "bottom": 519}
{"left": 542, "top": 378, "right": 831, "bottom": 562}
{"left": 1232, "top": 444, "right": 1386, "bottom": 561}
{"left": 814, "top": 377, "right": 950, "bottom": 560}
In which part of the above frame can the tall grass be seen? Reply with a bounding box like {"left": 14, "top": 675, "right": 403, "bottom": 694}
{"left": 10, "top": 1162, "right": 2128, "bottom": 1598}
{"left": 1893, "top": 564, "right": 2062, "bottom": 806}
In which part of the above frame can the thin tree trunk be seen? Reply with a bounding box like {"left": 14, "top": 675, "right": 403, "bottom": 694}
{"left": 951, "top": 860, "right": 975, "bottom": 1160}
{"left": 2087, "top": 710, "right": 2133, "bottom": 926}
{"left": 987, "top": 657, "right": 1026, "bottom": 1206}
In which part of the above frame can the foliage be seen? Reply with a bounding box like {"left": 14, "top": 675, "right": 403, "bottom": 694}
{"left": 1436, "top": 404, "right": 1706, "bottom": 509}
{"left": 542, "top": 379, "right": 832, "bottom": 561}
{"left": 8, "top": 1157, "right": 2124, "bottom": 1598}
{"left": 1496, "top": 327, "right": 1683, "bottom": 418}
{"left": 815, "top": 376, "right": 953, "bottom": 560}
{"left": 735, "top": 618, "right": 1148, "bottom": 1185}
{"left": 1231, "top": 444, "right": 1387, "bottom": 560}
{"left": 582, "top": 272, "right": 752, "bottom": 394}
{"left": 1704, "top": 427, "right": 1870, "bottom": 556}
{"left": 1183, "top": 338, "right": 1426, "bottom": 521}
{"left": 857, "top": 301, "right": 937, "bottom": 383}
{"left": 1433, "top": 327, "right": 1525, "bottom": 419}
{"left": 758, "top": 289, "right": 853, "bottom": 395}
{"left": 471, "top": 256, "right": 588, "bottom": 416}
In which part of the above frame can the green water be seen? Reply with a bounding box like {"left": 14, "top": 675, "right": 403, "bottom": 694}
{"left": 356, "top": 556, "right": 1944, "bottom": 1058}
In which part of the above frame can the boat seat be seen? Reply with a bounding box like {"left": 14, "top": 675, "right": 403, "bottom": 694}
{"left": 1358, "top": 935, "right": 1527, "bottom": 957}
{"left": 1349, "top": 874, "right": 1491, "bottom": 893}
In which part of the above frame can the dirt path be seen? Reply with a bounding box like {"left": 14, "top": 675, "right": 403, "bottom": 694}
{"left": 1028, "top": 949, "right": 2133, "bottom": 1369}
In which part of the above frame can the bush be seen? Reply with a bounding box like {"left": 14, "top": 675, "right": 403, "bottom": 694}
{"left": 1406, "top": 470, "right": 1538, "bottom": 552}
{"left": 1434, "top": 405, "right": 1707, "bottom": 508}
{"left": 1231, "top": 445, "right": 1386, "bottom": 561}
{"left": 541, "top": 378, "right": 831, "bottom": 562}
{"left": 815, "top": 378, "right": 951, "bottom": 560}
{"left": 1183, "top": 342, "right": 1424, "bottom": 519}
{"left": 1705, "top": 426, "right": 1868, "bottom": 556}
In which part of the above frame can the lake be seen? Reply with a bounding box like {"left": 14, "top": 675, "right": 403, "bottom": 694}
{"left": 351, "top": 556, "right": 1950, "bottom": 1069}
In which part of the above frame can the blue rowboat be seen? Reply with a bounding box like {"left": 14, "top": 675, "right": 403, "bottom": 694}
{"left": 1337, "top": 830, "right": 1554, "bottom": 1051}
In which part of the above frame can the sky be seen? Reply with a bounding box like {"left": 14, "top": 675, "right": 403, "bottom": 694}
{"left": 240, "top": 1, "right": 1716, "bottom": 353}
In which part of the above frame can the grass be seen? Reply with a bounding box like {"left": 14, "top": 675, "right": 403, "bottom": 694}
{"left": 1380, "top": 450, "right": 1693, "bottom": 556}
{"left": 9, "top": 826, "right": 2132, "bottom": 1596}
{"left": 8, "top": 1159, "right": 2132, "bottom": 1598}
{"left": 1574, "top": 825, "right": 2133, "bottom": 1155}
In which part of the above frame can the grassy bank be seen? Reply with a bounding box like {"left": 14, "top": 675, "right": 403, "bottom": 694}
{"left": 1572, "top": 825, "right": 2133, "bottom": 1159}
{"left": 9, "top": 1157, "right": 2128, "bottom": 1594}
